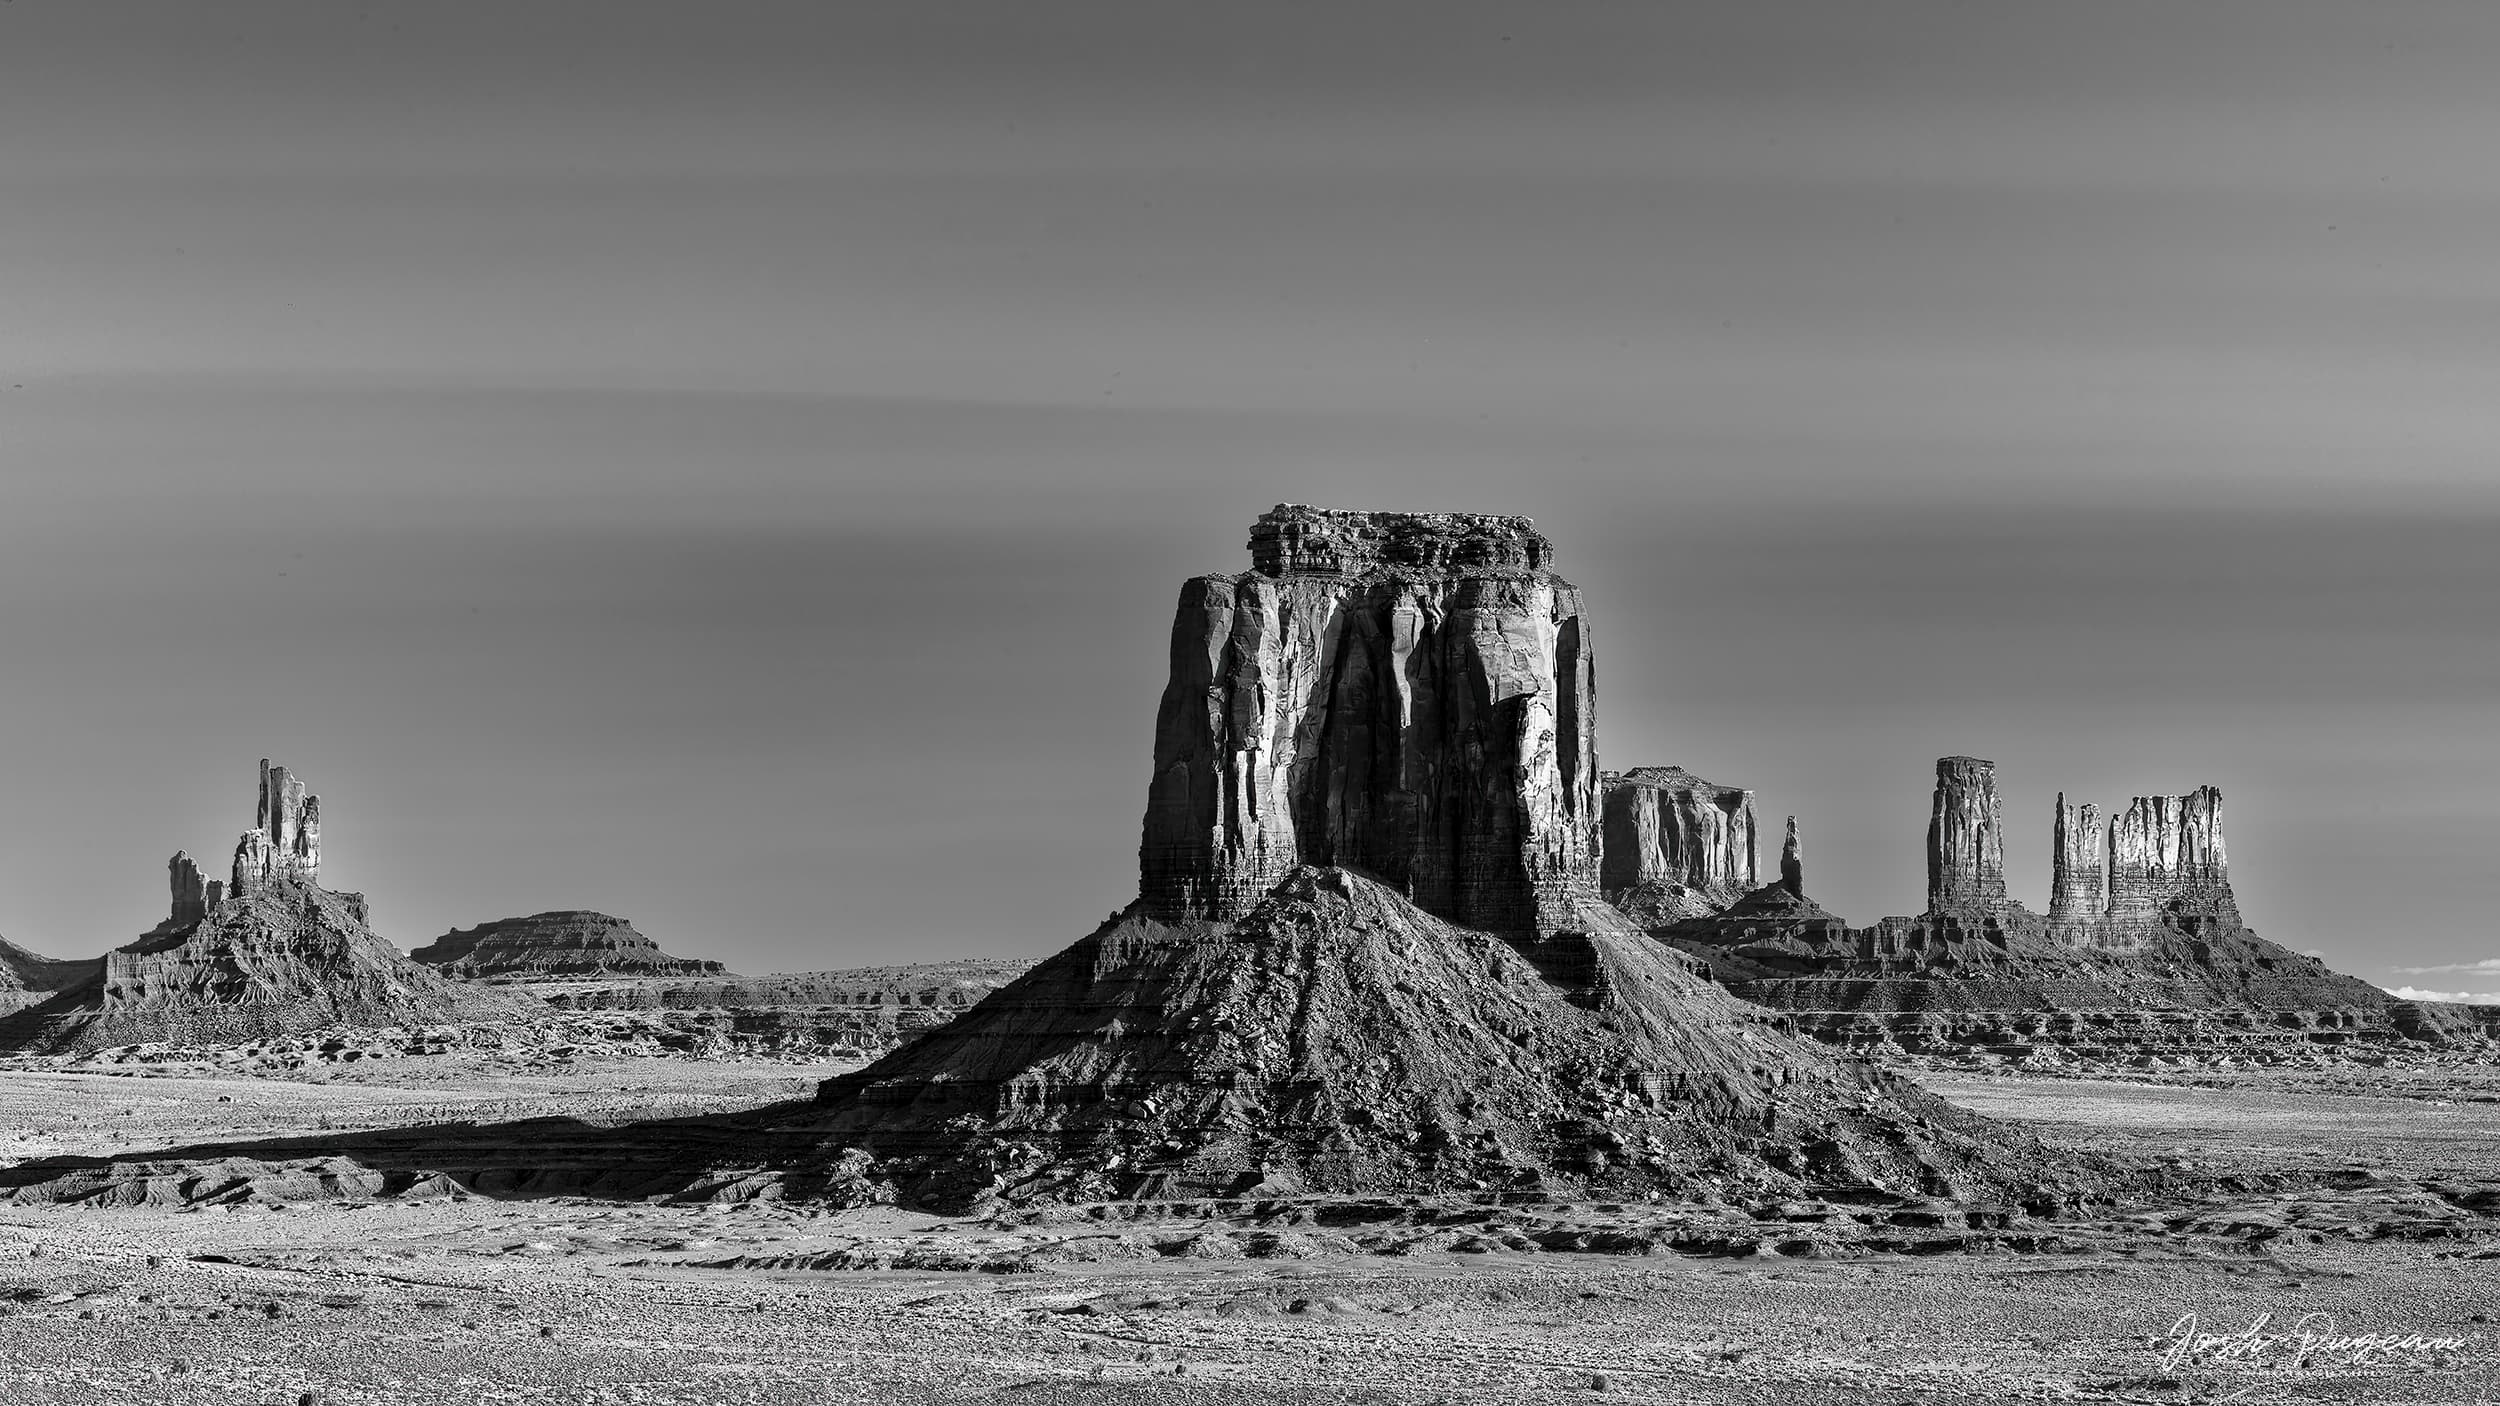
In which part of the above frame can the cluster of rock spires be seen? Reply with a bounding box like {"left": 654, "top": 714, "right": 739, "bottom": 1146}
{"left": 811, "top": 507, "right": 2101, "bottom": 1209}
{"left": 1627, "top": 756, "right": 2469, "bottom": 1062}
{"left": 0, "top": 762, "right": 529, "bottom": 1053}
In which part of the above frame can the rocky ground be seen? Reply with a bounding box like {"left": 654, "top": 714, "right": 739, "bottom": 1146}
{"left": 0, "top": 1051, "right": 2493, "bottom": 1404}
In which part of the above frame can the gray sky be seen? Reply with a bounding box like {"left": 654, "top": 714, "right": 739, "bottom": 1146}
{"left": 3, "top": 2, "right": 2495, "bottom": 994}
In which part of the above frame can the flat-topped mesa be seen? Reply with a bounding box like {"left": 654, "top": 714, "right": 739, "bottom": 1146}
{"left": 232, "top": 759, "right": 320, "bottom": 897}
{"left": 2047, "top": 794, "right": 2106, "bottom": 937}
{"left": 1141, "top": 505, "right": 1598, "bottom": 937}
{"left": 1247, "top": 503, "right": 1554, "bottom": 579}
{"left": 1599, "top": 768, "right": 1758, "bottom": 923}
{"left": 2107, "top": 787, "right": 2238, "bottom": 934}
{"left": 1926, "top": 756, "right": 2011, "bottom": 914}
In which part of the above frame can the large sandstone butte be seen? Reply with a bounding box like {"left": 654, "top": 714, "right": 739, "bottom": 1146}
{"left": 1138, "top": 504, "right": 1600, "bottom": 939}
{"left": 1599, "top": 766, "right": 1759, "bottom": 925}
{"left": 411, "top": 911, "right": 730, "bottom": 981}
{"left": 1649, "top": 757, "right": 2467, "bottom": 1063}
{"left": 0, "top": 761, "right": 530, "bottom": 1053}
{"left": 813, "top": 507, "right": 2101, "bottom": 1210}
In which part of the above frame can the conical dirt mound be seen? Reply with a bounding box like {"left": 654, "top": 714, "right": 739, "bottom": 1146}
{"left": 811, "top": 868, "right": 2108, "bottom": 1210}
{"left": 0, "top": 882, "right": 535, "bottom": 1054}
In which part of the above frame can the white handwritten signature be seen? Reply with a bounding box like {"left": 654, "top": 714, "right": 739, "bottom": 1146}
{"left": 2158, "top": 1312, "right": 2472, "bottom": 1374}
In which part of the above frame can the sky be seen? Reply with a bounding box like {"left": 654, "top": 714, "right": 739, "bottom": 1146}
{"left": 1, "top": 2, "right": 2495, "bottom": 994}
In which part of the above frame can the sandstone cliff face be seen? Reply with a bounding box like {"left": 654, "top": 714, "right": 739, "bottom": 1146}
{"left": 2106, "top": 787, "right": 2238, "bottom": 933}
{"left": 1138, "top": 505, "right": 1600, "bottom": 937}
{"left": 2047, "top": 794, "right": 2106, "bottom": 930}
{"left": 0, "top": 761, "right": 528, "bottom": 1053}
{"left": 231, "top": 759, "right": 321, "bottom": 897}
{"left": 411, "top": 912, "right": 729, "bottom": 981}
{"left": 1599, "top": 767, "right": 1757, "bottom": 924}
{"left": 1926, "top": 756, "right": 2010, "bottom": 913}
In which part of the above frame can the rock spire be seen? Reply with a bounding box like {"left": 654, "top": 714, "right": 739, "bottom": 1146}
{"left": 233, "top": 759, "right": 321, "bottom": 897}
{"left": 0, "top": 760, "right": 528, "bottom": 1053}
{"left": 2047, "top": 793, "right": 2106, "bottom": 926}
{"left": 1139, "top": 505, "right": 1600, "bottom": 937}
{"left": 1926, "top": 756, "right": 2010, "bottom": 913}
{"left": 1780, "top": 816, "right": 1804, "bottom": 898}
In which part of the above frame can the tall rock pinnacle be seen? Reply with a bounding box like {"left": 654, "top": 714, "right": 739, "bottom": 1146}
{"left": 1599, "top": 767, "right": 1757, "bottom": 922}
{"left": 2048, "top": 793, "right": 2106, "bottom": 924}
{"left": 233, "top": 759, "right": 321, "bottom": 897}
{"left": 1780, "top": 816, "right": 1804, "bottom": 898}
{"left": 1926, "top": 756, "right": 2009, "bottom": 913}
{"left": 1139, "top": 504, "right": 1599, "bottom": 937}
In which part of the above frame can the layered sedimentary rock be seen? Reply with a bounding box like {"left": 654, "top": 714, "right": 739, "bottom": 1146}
{"left": 811, "top": 507, "right": 2110, "bottom": 1211}
{"left": 533, "top": 960, "right": 1031, "bottom": 1058}
{"left": 1599, "top": 767, "right": 1757, "bottom": 925}
{"left": 411, "top": 912, "right": 729, "bottom": 981}
{"left": 1927, "top": 757, "right": 2010, "bottom": 913}
{"left": 1648, "top": 760, "right": 2424, "bottom": 1065}
{"left": 0, "top": 762, "right": 529, "bottom": 1053}
{"left": 1139, "top": 505, "right": 1600, "bottom": 938}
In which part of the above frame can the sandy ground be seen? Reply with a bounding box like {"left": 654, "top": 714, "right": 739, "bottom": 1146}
{"left": 0, "top": 1056, "right": 2494, "bottom": 1405}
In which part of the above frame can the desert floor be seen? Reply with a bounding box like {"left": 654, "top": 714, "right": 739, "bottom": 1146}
{"left": 0, "top": 1052, "right": 2494, "bottom": 1405}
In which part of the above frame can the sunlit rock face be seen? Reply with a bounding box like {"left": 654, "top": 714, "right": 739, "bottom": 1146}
{"left": 1138, "top": 505, "right": 1600, "bottom": 938}
{"left": 1600, "top": 767, "right": 1758, "bottom": 925}
{"left": 1927, "top": 756, "right": 2011, "bottom": 915}
{"left": 2047, "top": 794, "right": 2106, "bottom": 938}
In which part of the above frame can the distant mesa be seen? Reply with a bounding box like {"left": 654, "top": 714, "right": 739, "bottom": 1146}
{"left": 0, "top": 759, "right": 531, "bottom": 1054}
{"left": 814, "top": 506, "right": 2101, "bottom": 1210}
{"left": 411, "top": 912, "right": 729, "bottom": 982}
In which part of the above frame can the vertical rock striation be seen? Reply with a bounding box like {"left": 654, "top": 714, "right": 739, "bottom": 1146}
{"left": 167, "top": 852, "right": 213, "bottom": 928}
{"left": 233, "top": 760, "right": 321, "bottom": 898}
{"left": 2047, "top": 794, "right": 2105, "bottom": 935}
{"left": 1599, "top": 767, "right": 1757, "bottom": 923}
{"left": 1926, "top": 757, "right": 2010, "bottom": 913}
{"left": 2107, "top": 787, "right": 2238, "bottom": 934}
{"left": 1139, "top": 505, "right": 1600, "bottom": 937}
